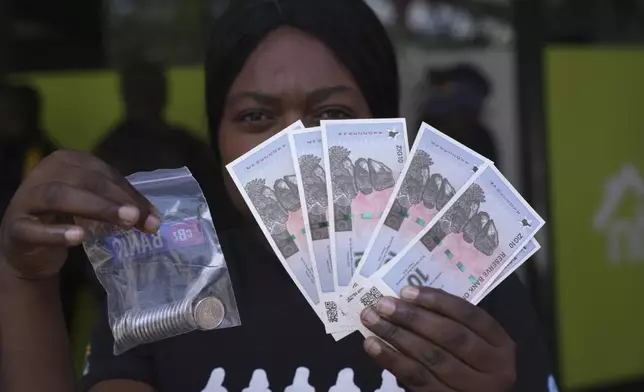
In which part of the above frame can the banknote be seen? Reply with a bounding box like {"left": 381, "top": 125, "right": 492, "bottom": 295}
{"left": 477, "top": 238, "right": 540, "bottom": 301}
{"left": 289, "top": 127, "right": 357, "bottom": 334}
{"left": 321, "top": 118, "right": 409, "bottom": 293}
{"left": 345, "top": 165, "right": 545, "bottom": 317}
{"left": 226, "top": 121, "right": 350, "bottom": 339}
{"left": 352, "top": 123, "right": 491, "bottom": 289}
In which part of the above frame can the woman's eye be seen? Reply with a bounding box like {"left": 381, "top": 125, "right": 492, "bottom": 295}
{"left": 232, "top": 110, "right": 276, "bottom": 133}
{"left": 319, "top": 109, "right": 352, "bottom": 120}
{"left": 310, "top": 108, "right": 354, "bottom": 125}
{"left": 241, "top": 112, "right": 271, "bottom": 123}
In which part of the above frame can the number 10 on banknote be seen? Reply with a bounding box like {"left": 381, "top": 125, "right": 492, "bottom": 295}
{"left": 321, "top": 119, "right": 409, "bottom": 296}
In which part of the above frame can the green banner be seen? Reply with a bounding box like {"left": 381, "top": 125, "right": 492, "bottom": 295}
{"left": 547, "top": 48, "right": 644, "bottom": 389}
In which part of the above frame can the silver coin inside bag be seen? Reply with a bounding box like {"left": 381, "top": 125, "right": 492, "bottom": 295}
{"left": 193, "top": 297, "right": 225, "bottom": 330}
{"left": 111, "top": 296, "right": 221, "bottom": 352}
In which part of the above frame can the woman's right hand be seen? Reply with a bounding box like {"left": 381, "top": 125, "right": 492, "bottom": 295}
{"left": 0, "top": 150, "right": 161, "bottom": 280}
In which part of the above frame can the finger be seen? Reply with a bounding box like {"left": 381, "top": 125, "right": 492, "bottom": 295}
{"left": 61, "top": 165, "right": 159, "bottom": 231}
{"left": 53, "top": 165, "right": 137, "bottom": 206}
{"left": 51, "top": 150, "right": 161, "bottom": 225}
{"left": 362, "top": 307, "right": 484, "bottom": 391}
{"left": 50, "top": 150, "right": 124, "bottom": 181}
{"left": 401, "top": 286, "right": 510, "bottom": 347}
{"left": 372, "top": 296, "right": 499, "bottom": 372}
{"left": 87, "top": 170, "right": 160, "bottom": 232}
{"left": 10, "top": 216, "right": 85, "bottom": 246}
{"left": 93, "top": 165, "right": 161, "bottom": 220}
{"left": 363, "top": 336, "right": 455, "bottom": 392}
{"left": 29, "top": 182, "right": 146, "bottom": 229}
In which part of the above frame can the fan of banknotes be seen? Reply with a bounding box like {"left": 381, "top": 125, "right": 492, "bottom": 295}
{"left": 226, "top": 119, "right": 544, "bottom": 341}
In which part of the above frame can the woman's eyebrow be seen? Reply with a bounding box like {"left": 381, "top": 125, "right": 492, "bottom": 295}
{"left": 226, "top": 85, "right": 357, "bottom": 108}
{"left": 306, "top": 85, "right": 357, "bottom": 106}
{"left": 226, "top": 91, "right": 281, "bottom": 107}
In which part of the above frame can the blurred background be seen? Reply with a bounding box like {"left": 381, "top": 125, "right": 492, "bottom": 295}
{"left": 1, "top": 0, "right": 643, "bottom": 390}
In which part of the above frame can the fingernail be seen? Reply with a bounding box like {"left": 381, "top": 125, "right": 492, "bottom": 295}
{"left": 118, "top": 205, "right": 140, "bottom": 225}
{"left": 144, "top": 214, "right": 161, "bottom": 232}
{"left": 64, "top": 227, "right": 84, "bottom": 244}
{"left": 361, "top": 307, "right": 380, "bottom": 325}
{"left": 377, "top": 298, "right": 396, "bottom": 316}
{"left": 364, "top": 337, "right": 382, "bottom": 356}
{"left": 401, "top": 286, "right": 420, "bottom": 301}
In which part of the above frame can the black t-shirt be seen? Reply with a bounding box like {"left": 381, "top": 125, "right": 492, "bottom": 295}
{"left": 81, "top": 227, "right": 555, "bottom": 392}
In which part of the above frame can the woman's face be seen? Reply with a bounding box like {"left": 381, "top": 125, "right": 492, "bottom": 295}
{"left": 218, "top": 26, "right": 372, "bottom": 215}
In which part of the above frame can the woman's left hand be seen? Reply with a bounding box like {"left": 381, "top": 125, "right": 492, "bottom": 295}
{"left": 361, "top": 286, "right": 516, "bottom": 392}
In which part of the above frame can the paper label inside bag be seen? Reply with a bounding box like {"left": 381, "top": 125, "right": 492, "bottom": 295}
{"left": 105, "top": 219, "right": 205, "bottom": 262}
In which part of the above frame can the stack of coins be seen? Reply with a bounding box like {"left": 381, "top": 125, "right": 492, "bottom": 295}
{"left": 114, "top": 296, "right": 225, "bottom": 353}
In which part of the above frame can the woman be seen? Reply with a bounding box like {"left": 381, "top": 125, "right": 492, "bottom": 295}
{"left": 0, "top": 1, "right": 553, "bottom": 391}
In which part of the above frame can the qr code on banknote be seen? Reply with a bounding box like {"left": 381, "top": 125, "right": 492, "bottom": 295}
{"left": 359, "top": 287, "right": 384, "bottom": 308}
{"left": 325, "top": 301, "right": 338, "bottom": 323}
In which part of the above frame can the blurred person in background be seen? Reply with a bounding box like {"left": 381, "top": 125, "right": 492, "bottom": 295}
{"left": 84, "top": 61, "right": 240, "bottom": 315}
{"left": 416, "top": 63, "right": 500, "bottom": 165}
{"left": 89, "top": 60, "right": 238, "bottom": 299}
{"left": 94, "top": 60, "right": 225, "bottom": 216}
{"left": 0, "top": 1, "right": 554, "bottom": 391}
{"left": 0, "top": 83, "right": 56, "bottom": 216}
{"left": 0, "top": 83, "right": 83, "bottom": 333}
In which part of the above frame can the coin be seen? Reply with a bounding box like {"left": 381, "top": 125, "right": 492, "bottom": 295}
{"left": 184, "top": 298, "right": 198, "bottom": 329}
{"left": 170, "top": 301, "right": 184, "bottom": 332}
{"left": 193, "top": 297, "right": 225, "bottom": 330}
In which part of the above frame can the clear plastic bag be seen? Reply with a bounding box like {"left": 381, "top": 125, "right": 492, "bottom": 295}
{"left": 78, "top": 167, "right": 241, "bottom": 355}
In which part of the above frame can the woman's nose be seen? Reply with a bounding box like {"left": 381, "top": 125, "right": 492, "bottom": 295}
{"left": 279, "top": 111, "right": 306, "bottom": 131}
